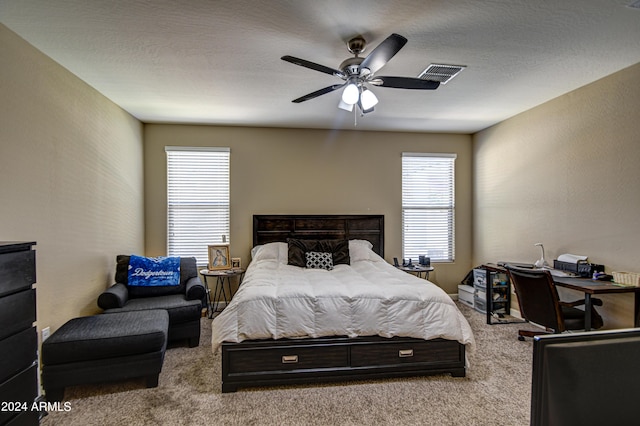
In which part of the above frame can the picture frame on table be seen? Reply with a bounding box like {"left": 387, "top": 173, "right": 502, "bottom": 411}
{"left": 208, "top": 244, "right": 231, "bottom": 270}
{"left": 231, "top": 257, "right": 241, "bottom": 269}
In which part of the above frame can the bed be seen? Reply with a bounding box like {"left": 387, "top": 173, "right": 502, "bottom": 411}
{"left": 212, "top": 214, "right": 474, "bottom": 392}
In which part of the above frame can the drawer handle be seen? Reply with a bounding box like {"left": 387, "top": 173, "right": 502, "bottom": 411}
{"left": 282, "top": 355, "right": 299, "bottom": 364}
{"left": 399, "top": 349, "right": 414, "bottom": 358}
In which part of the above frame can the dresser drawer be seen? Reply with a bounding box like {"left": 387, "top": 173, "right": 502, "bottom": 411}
{"left": 5, "top": 409, "right": 39, "bottom": 426}
{"left": 0, "top": 249, "right": 35, "bottom": 297}
{"left": 227, "top": 343, "right": 349, "bottom": 373}
{"left": 0, "top": 327, "right": 37, "bottom": 383}
{"left": 351, "top": 338, "right": 462, "bottom": 367}
{"left": 0, "top": 365, "right": 38, "bottom": 425}
{"left": 0, "top": 289, "right": 36, "bottom": 340}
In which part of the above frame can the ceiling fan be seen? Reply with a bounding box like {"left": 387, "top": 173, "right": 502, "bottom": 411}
{"left": 281, "top": 33, "right": 440, "bottom": 114}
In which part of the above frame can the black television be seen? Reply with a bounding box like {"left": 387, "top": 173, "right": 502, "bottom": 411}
{"left": 531, "top": 328, "right": 640, "bottom": 426}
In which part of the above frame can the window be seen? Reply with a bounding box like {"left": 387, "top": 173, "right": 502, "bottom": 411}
{"left": 166, "top": 147, "right": 230, "bottom": 265}
{"left": 402, "top": 153, "right": 456, "bottom": 262}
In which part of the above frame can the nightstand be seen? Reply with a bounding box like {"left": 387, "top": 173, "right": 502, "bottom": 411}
{"left": 396, "top": 265, "right": 434, "bottom": 279}
{"left": 200, "top": 268, "right": 245, "bottom": 318}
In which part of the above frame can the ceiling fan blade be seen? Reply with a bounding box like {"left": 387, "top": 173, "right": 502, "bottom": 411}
{"left": 371, "top": 76, "right": 440, "bottom": 90}
{"left": 291, "top": 83, "right": 347, "bottom": 103}
{"left": 359, "top": 33, "right": 407, "bottom": 76}
{"left": 281, "top": 55, "right": 346, "bottom": 79}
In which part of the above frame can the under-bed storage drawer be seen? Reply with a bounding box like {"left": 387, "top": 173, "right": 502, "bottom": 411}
{"left": 221, "top": 336, "right": 466, "bottom": 392}
{"left": 351, "top": 338, "right": 463, "bottom": 367}
{"left": 226, "top": 343, "right": 349, "bottom": 373}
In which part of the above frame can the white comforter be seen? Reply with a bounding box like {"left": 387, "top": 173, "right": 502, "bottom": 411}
{"left": 211, "top": 241, "right": 475, "bottom": 352}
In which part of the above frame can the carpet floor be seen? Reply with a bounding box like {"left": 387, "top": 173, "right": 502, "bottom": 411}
{"left": 41, "top": 303, "right": 534, "bottom": 425}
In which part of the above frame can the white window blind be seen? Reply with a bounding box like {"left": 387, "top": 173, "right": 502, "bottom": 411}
{"left": 402, "top": 153, "right": 456, "bottom": 262}
{"left": 166, "top": 147, "right": 230, "bottom": 265}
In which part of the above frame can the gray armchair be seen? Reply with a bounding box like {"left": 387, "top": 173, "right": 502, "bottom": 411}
{"left": 98, "top": 255, "right": 205, "bottom": 347}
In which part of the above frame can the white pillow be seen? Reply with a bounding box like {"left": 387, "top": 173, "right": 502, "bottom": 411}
{"left": 251, "top": 242, "right": 288, "bottom": 263}
{"left": 349, "top": 239, "right": 374, "bottom": 262}
{"left": 250, "top": 245, "right": 263, "bottom": 260}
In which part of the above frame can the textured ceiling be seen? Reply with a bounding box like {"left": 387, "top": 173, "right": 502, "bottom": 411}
{"left": 2, "top": 0, "right": 640, "bottom": 133}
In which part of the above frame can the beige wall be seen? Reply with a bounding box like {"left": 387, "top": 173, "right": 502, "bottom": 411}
{"left": 0, "top": 24, "right": 144, "bottom": 334}
{"left": 473, "top": 62, "right": 640, "bottom": 328}
{"left": 144, "top": 125, "right": 473, "bottom": 294}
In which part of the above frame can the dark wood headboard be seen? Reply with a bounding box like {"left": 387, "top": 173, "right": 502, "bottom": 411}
{"left": 253, "top": 215, "right": 384, "bottom": 257}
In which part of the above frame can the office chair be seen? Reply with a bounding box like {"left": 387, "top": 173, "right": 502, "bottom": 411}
{"left": 505, "top": 266, "right": 603, "bottom": 340}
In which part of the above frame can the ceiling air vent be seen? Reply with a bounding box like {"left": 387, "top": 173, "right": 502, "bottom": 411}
{"left": 418, "top": 64, "right": 466, "bottom": 85}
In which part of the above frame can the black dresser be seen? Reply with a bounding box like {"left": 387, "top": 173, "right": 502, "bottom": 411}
{"left": 0, "top": 242, "right": 39, "bottom": 426}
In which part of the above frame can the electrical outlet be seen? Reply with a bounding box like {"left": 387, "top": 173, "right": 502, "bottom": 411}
{"left": 42, "top": 327, "right": 51, "bottom": 341}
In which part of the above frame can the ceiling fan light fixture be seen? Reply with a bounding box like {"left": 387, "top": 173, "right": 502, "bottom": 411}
{"left": 341, "top": 83, "right": 359, "bottom": 105}
{"left": 359, "top": 102, "right": 375, "bottom": 115}
{"left": 338, "top": 98, "right": 354, "bottom": 111}
{"left": 360, "top": 88, "right": 378, "bottom": 110}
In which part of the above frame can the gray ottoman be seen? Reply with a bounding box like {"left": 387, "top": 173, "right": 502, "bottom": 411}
{"left": 41, "top": 310, "right": 169, "bottom": 401}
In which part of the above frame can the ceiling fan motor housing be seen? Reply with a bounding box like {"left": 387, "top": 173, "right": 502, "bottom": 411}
{"left": 346, "top": 36, "right": 366, "bottom": 55}
{"left": 339, "top": 57, "right": 364, "bottom": 76}
{"left": 342, "top": 36, "right": 367, "bottom": 76}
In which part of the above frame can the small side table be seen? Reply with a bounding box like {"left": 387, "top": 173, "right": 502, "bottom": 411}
{"left": 397, "top": 265, "right": 434, "bottom": 280}
{"left": 200, "top": 268, "right": 246, "bottom": 318}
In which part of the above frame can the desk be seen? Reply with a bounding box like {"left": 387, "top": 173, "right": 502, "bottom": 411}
{"left": 200, "top": 268, "right": 245, "bottom": 318}
{"left": 553, "top": 276, "right": 640, "bottom": 331}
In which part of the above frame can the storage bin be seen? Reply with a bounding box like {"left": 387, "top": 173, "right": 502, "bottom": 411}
{"left": 473, "top": 269, "right": 487, "bottom": 288}
{"left": 458, "top": 285, "right": 474, "bottom": 307}
{"left": 474, "top": 298, "right": 487, "bottom": 314}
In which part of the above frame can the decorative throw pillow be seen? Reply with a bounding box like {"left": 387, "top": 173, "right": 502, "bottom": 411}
{"left": 287, "top": 238, "right": 350, "bottom": 267}
{"left": 305, "top": 251, "right": 334, "bottom": 270}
